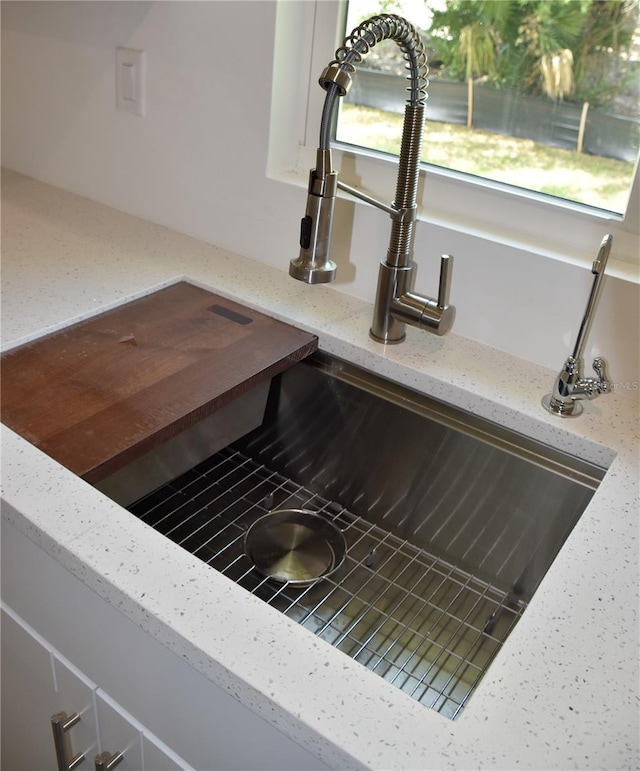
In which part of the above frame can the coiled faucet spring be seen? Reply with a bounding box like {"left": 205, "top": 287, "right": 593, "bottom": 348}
{"left": 325, "top": 14, "right": 428, "bottom": 104}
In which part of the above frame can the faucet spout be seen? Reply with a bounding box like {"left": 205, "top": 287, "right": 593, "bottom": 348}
{"left": 290, "top": 14, "right": 455, "bottom": 344}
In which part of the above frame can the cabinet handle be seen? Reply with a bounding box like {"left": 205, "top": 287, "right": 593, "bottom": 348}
{"left": 94, "top": 751, "right": 124, "bottom": 771}
{"left": 51, "top": 711, "right": 86, "bottom": 771}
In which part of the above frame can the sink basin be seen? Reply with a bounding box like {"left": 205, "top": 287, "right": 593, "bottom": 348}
{"left": 113, "top": 352, "right": 605, "bottom": 719}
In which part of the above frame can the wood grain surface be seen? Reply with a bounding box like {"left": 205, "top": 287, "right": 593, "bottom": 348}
{"left": 1, "top": 282, "right": 317, "bottom": 482}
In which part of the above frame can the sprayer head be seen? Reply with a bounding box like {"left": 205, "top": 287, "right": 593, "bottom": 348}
{"left": 289, "top": 152, "right": 338, "bottom": 284}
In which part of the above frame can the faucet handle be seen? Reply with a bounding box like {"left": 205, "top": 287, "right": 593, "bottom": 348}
{"left": 397, "top": 254, "right": 456, "bottom": 337}
{"left": 437, "top": 254, "right": 453, "bottom": 310}
{"left": 591, "top": 357, "right": 610, "bottom": 394}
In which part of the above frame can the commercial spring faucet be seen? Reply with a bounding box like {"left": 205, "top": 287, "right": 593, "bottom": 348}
{"left": 289, "top": 14, "right": 455, "bottom": 344}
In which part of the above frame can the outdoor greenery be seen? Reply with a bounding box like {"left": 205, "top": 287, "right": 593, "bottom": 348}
{"left": 428, "top": 0, "right": 639, "bottom": 107}
{"left": 354, "top": 0, "right": 639, "bottom": 111}
{"left": 340, "top": 0, "right": 638, "bottom": 212}
{"left": 339, "top": 103, "right": 635, "bottom": 211}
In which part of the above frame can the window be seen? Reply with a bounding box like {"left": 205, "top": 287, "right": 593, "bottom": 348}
{"left": 279, "top": 1, "right": 639, "bottom": 268}
{"left": 338, "top": 0, "right": 639, "bottom": 216}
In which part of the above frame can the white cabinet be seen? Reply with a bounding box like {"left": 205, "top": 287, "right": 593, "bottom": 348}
{"left": 1, "top": 608, "right": 59, "bottom": 770}
{"left": 1, "top": 517, "right": 329, "bottom": 771}
{"left": 1, "top": 604, "right": 194, "bottom": 771}
{"left": 1, "top": 605, "right": 101, "bottom": 771}
{"left": 96, "top": 688, "right": 192, "bottom": 771}
{"left": 52, "top": 650, "right": 100, "bottom": 768}
{"left": 141, "top": 733, "right": 188, "bottom": 771}
{"left": 95, "top": 689, "right": 143, "bottom": 770}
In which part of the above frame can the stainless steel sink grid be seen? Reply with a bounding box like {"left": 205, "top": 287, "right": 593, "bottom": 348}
{"left": 130, "top": 448, "right": 524, "bottom": 718}
{"left": 126, "top": 353, "right": 605, "bottom": 720}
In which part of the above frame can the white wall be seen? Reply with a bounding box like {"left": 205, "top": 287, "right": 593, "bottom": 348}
{"left": 2, "top": 0, "right": 638, "bottom": 385}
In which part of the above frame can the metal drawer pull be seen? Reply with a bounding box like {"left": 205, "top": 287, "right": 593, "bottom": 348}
{"left": 51, "top": 711, "right": 86, "bottom": 771}
{"left": 94, "top": 751, "right": 124, "bottom": 771}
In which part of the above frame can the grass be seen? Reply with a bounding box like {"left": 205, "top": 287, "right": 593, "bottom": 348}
{"left": 338, "top": 103, "right": 636, "bottom": 212}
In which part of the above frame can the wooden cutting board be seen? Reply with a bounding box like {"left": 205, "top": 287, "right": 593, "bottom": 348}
{"left": 1, "top": 282, "right": 317, "bottom": 483}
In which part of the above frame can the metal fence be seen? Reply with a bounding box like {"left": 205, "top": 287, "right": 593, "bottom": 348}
{"left": 345, "top": 69, "right": 640, "bottom": 163}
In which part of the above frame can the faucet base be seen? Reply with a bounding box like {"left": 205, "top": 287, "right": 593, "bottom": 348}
{"left": 370, "top": 261, "right": 413, "bottom": 343}
{"left": 541, "top": 394, "right": 584, "bottom": 417}
{"left": 369, "top": 328, "right": 406, "bottom": 345}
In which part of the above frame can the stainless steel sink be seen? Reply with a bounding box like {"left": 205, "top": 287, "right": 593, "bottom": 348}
{"left": 117, "top": 352, "right": 605, "bottom": 719}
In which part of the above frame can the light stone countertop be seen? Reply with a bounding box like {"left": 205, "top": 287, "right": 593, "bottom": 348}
{"left": 2, "top": 170, "right": 638, "bottom": 770}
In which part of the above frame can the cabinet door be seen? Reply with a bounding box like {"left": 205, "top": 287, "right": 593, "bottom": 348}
{"left": 1, "top": 605, "right": 100, "bottom": 770}
{"left": 97, "top": 689, "right": 194, "bottom": 771}
{"left": 142, "top": 732, "right": 194, "bottom": 771}
{"left": 1, "top": 602, "right": 191, "bottom": 771}
{"left": 1, "top": 605, "right": 59, "bottom": 770}
{"left": 52, "top": 652, "right": 100, "bottom": 768}
{"left": 95, "top": 688, "right": 144, "bottom": 770}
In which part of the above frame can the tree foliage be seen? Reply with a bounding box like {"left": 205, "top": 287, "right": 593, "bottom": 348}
{"left": 428, "top": 0, "right": 638, "bottom": 105}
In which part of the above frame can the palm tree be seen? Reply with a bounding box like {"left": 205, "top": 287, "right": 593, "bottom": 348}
{"left": 540, "top": 49, "right": 575, "bottom": 101}
{"left": 459, "top": 19, "right": 497, "bottom": 82}
{"left": 516, "top": 0, "right": 584, "bottom": 99}
{"left": 458, "top": 19, "right": 497, "bottom": 125}
{"left": 430, "top": 0, "right": 637, "bottom": 107}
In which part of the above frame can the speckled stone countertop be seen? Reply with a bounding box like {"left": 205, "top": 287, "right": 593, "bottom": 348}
{"left": 2, "top": 170, "right": 638, "bottom": 770}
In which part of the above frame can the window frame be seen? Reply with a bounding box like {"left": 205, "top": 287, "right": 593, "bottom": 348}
{"left": 273, "top": 0, "right": 639, "bottom": 275}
